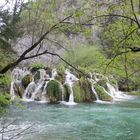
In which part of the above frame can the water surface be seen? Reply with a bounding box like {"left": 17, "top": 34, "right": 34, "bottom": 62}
{"left": 1, "top": 97, "right": 140, "bottom": 140}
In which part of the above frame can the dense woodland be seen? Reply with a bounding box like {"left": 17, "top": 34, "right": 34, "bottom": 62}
{"left": 0, "top": 0, "right": 140, "bottom": 114}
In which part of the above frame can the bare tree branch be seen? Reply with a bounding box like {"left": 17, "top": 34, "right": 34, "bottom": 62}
{"left": 103, "top": 27, "right": 138, "bottom": 73}
{"left": 45, "top": 37, "right": 70, "bottom": 51}
{"left": 46, "top": 51, "right": 85, "bottom": 75}
{"left": 24, "top": 50, "right": 85, "bottom": 75}
{"left": 130, "top": 0, "right": 140, "bottom": 27}
{"left": 62, "top": 14, "right": 138, "bottom": 26}
{"left": 129, "top": 68, "right": 140, "bottom": 77}
{"left": 0, "top": 14, "right": 73, "bottom": 74}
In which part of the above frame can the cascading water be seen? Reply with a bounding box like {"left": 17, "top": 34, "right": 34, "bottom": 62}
{"left": 25, "top": 69, "right": 50, "bottom": 102}
{"left": 23, "top": 80, "right": 36, "bottom": 101}
{"left": 87, "top": 73, "right": 101, "bottom": 102}
{"left": 10, "top": 67, "right": 29, "bottom": 100}
{"left": 106, "top": 82, "right": 133, "bottom": 101}
{"left": 40, "top": 81, "right": 49, "bottom": 103}
{"left": 91, "top": 84, "right": 100, "bottom": 101}
{"left": 10, "top": 81, "right": 16, "bottom": 100}
{"left": 61, "top": 69, "right": 79, "bottom": 105}
{"left": 11, "top": 67, "right": 61, "bottom": 103}
{"left": 10, "top": 67, "right": 134, "bottom": 104}
{"left": 50, "top": 68, "right": 57, "bottom": 80}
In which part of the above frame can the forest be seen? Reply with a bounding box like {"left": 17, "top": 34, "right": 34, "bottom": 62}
{"left": 0, "top": 0, "right": 140, "bottom": 140}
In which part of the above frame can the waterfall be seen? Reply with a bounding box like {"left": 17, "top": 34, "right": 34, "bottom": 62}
{"left": 50, "top": 68, "right": 57, "bottom": 80}
{"left": 10, "top": 81, "right": 15, "bottom": 100}
{"left": 23, "top": 68, "right": 58, "bottom": 102}
{"left": 23, "top": 80, "right": 36, "bottom": 101}
{"left": 61, "top": 85, "right": 64, "bottom": 101}
{"left": 88, "top": 73, "right": 100, "bottom": 102}
{"left": 61, "top": 69, "right": 79, "bottom": 105}
{"left": 31, "top": 81, "right": 44, "bottom": 100}
{"left": 100, "top": 85, "right": 112, "bottom": 98}
{"left": 91, "top": 84, "right": 100, "bottom": 101}
{"left": 39, "top": 69, "right": 48, "bottom": 80}
{"left": 10, "top": 67, "right": 26, "bottom": 99}
{"left": 39, "top": 81, "right": 49, "bottom": 103}
{"left": 107, "top": 82, "right": 133, "bottom": 101}
{"left": 30, "top": 69, "right": 48, "bottom": 100}
{"left": 68, "top": 85, "right": 74, "bottom": 102}
{"left": 10, "top": 67, "right": 134, "bottom": 104}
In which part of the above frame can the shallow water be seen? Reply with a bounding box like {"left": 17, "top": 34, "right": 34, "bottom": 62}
{"left": 1, "top": 97, "right": 140, "bottom": 140}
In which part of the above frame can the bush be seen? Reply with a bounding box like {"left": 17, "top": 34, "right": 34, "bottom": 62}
{"left": 0, "top": 92, "right": 11, "bottom": 115}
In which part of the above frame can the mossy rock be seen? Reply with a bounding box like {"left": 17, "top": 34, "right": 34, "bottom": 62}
{"left": 128, "top": 90, "right": 140, "bottom": 96}
{"left": 21, "top": 74, "right": 32, "bottom": 89}
{"left": 47, "top": 80, "right": 61, "bottom": 102}
{"left": 95, "top": 85, "right": 112, "bottom": 101}
{"left": 97, "top": 79, "right": 107, "bottom": 90}
{"left": 55, "top": 72, "right": 64, "bottom": 83}
{"left": 73, "top": 83, "right": 86, "bottom": 102}
{"left": 44, "top": 67, "right": 52, "bottom": 77}
{"left": 14, "top": 82, "right": 24, "bottom": 98}
{"left": 63, "top": 84, "right": 71, "bottom": 101}
{"left": 63, "top": 78, "right": 96, "bottom": 103}
{"left": 34, "top": 71, "right": 40, "bottom": 82}
{"left": 30, "top": 63, "right": 46, "bottom": 73}
{"left": 34, "top": 91, "right": 42, "bottom": 101}
{"left": 79, "top": 77, "right": 96, "bottom": 102}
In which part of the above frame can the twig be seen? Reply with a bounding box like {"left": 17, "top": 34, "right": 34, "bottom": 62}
{"left": 128, "top": 68, "right": 140, "bottom": 77}
{"left": 104, "top": 27, "right": 138, "bottom": 73}
{"left": 45, "top": 37, "right": 70, "bottom": 51}
{"left": 24, "top": 50, "right": 86, "bottom": 75}
{"left": 130, "top": 0, "right": 140, "bottom": 27}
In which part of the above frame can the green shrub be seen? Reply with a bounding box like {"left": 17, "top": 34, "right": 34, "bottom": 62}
{"left": 0, "top": 92, "right": 11, "bottom": 115}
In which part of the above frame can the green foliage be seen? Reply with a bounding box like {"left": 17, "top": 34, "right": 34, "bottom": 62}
{"left": 0, "top": 92, "right": 11, "bottom": 116}
{"left": 0, "top": 4, "right": 22, "bottom": 49}
{"left": 0, "top": 48, "right": 16, "bottom": 70}
{"left": 95, "top": 85, "right": 112, "bottom": 101}
{"left": 0, "top": 74, "right": 11, "bottom": 87}
{"left": 30, "top": 63, "right": 47, "bottom": 69}
{"left": 64, "top": 78, "right": 96, "bottom": 102}
{"left": 55, "top": 64, "right": 65, "bottom": 83}
{"left": 63, "top": 45, "right": 106, "bottom": 74}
